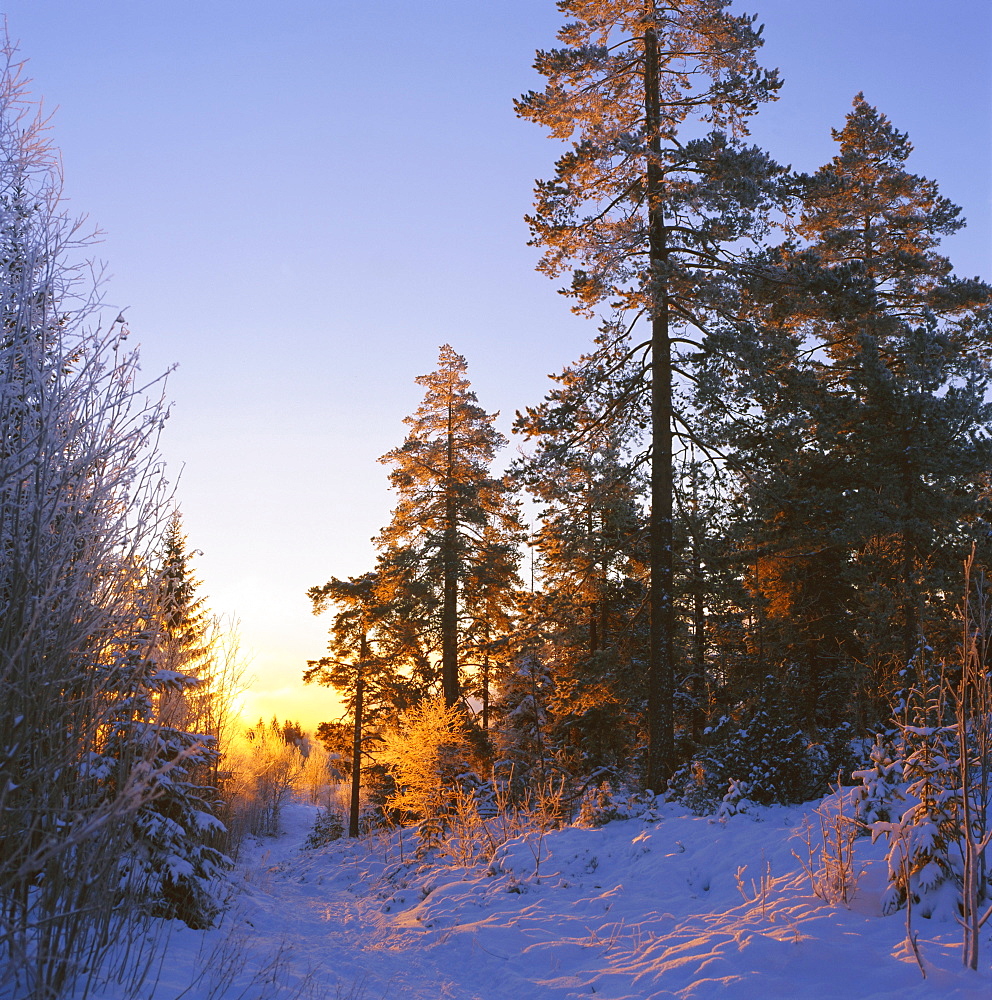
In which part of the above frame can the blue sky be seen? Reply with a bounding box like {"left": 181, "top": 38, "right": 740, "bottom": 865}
{"left": 3, "top": 1, "right": 989, "bottom": 728}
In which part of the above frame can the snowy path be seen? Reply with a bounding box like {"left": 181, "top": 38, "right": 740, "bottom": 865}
{"left": 236, "top": 805, "right": 486, "bottom": 998}
{"left": 146, "top": 799, "right": 992, "bottom": 1000}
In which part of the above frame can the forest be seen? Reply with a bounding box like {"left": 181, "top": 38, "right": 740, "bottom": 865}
{"left": 2, "top": 1, "right": 992, "bottom": 997}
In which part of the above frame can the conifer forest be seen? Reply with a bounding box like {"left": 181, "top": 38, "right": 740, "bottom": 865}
{"left": 2, "top": 2, "right": 992, "bottom": 997}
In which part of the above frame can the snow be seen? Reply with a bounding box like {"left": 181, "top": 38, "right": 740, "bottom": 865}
{"left": 91, "top": 795, "right": 992, "bottom": 999}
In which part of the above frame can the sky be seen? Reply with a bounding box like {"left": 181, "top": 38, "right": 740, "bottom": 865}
{"left": 2, "top": 1, "right": 989, "bottom": 731}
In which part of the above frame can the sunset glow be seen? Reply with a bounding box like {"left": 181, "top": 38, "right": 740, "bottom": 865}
{"left": 0, "top": 0, "right": 985, "bottom": 733}
{"left": 1, "top": 2, "right": 990, "bottom": 996}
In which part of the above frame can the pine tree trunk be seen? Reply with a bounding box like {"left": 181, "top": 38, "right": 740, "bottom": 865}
{"left": 482, "top": 647, "right": 490, "bottom": 731}
{"left": 900, "top": 425, "right": 919, "bottom": 667}
{"left": 350, "top": 635, "right": 366, "bottom": 838}
{"left": 442, "top": 419, "right": 459, "bottom": 707}
{"left": 692, "top": 560, "right": 706, "bottom": 743}
{"left": 645, "top": 18, "right": 675, "bottom": 789}
{"left": 588, "top": 496, "right": 599, "bottom": 655}
{"left": 600, "top": 580, "right": 610, "bottom": 651}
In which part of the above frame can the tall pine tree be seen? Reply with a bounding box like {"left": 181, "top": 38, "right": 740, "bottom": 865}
{"left": 517, "top": 0, "right": 782, "bottom": 784}
{"left": 792, "top": 95, "right": 992, "bottom": 674}
{"left": 376, "top": 346, "right": 523, "bottom": 708}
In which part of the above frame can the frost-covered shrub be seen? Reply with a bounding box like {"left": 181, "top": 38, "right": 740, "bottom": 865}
{"left": 794, "top": 789, "right": 864, "bottom": 905}
{"left": 669, "top": 759, "right": 724, "bottom": 815}
{"left": 222, "top": 719, "right": 308, "bottom": 843}
{"left": 716, "top": 779, "right": 753, "bottom": 820}
{"left": 0, "top": 47, "right": 186, "bottom": 995}
{"left": 379, "top": 695, "right": 482, "bottom": 858}
{"left": 377, "top": 697, "right": 474, "bottom": 827}
{"left": 304, "top": 808, "right": 345, "bottom": 849}
{"left": 578, "top": 783, "right": 619, "bottom": 827}
{"left": 577, "top": 783, "right": 660, "bottom": 827}
{"left": 297, "top": 738, "right": 344, "bottom": 807}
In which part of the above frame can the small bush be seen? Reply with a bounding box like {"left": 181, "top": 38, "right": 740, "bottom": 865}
{"left": 577, "top": 783, "right": 659, "bottom": 827}
{"left": 219, "top": 719, "right": 309, "bottom": 852}
{"left": 852, "top": 734, "right": 904, "bottom": 831}
{"left": 716, "top": 778, "right": 753, "bottom": 820}
{"left": 304, "top": 808, "right": 345, "bottom": 849}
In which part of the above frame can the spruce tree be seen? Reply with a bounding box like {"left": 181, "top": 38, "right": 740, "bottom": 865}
{"left": 115, "top": 513, "right": 230, "bottom": 929}
{"left": 518, "top": 0, "right": 782, "bottom": 785}
{"left": 155, "top": 512, "right": 210, "bottom": 678}
{"left": 150, "top": 511, "right": 212, "bottom": 737}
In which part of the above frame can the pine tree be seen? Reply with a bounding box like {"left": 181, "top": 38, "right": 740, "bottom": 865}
{"left": 695, "top": 95, "right": 992, "bottom": 732}
{"left": 517, "top": 0, "right": 782, "bottom": 785}
{"left": 147, "top": 511, "right": 215, "bottom": 747}
{"left": 792, "top": 96, "right": 992, "bottom": 673}
{"left": 460, "top": 518, "right": 523, "bottom": 732}
{"left": 673, "top": 451, "right": 741, "bottom": 743}
{"left": 376, "top": 345, "right": 523, "bottom": 707}
{"left": 695, "top": 96, "right": 992, "bottom": 731}
{"left": 306, "top": 572, "right": 405, "bottom": 837}
{"left": 852, "top": 735, "right": 904, "bottom": 829}
{"left": 492, "top": 653, "right": 557, "bottom": 790}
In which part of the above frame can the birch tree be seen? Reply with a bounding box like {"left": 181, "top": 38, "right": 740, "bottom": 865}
{"left": 0, "top": 47, "right": 174, "bottom": 997}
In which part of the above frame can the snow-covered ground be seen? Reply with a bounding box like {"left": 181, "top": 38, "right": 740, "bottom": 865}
{"left": 126, "top": 796, "right": 992, "bottom": 999}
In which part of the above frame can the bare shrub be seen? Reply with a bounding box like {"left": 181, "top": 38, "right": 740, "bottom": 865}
{"left": 794, "top": 786, "right": 864, "bottom": 906}
{"left": 296, "top": 737, "right": 342, "bottom": 809}
{"left": 953, "top": 552, "right": 992, "bottom": 970}
{"left": 735, "top": 855, "right": 775, "bottom": 917}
